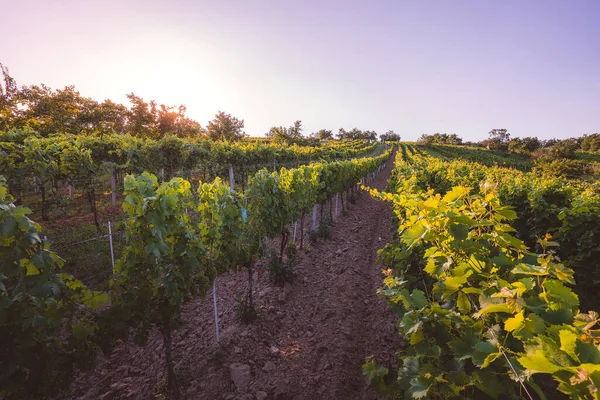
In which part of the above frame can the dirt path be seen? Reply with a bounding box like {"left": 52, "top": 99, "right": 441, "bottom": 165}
{"left": 72, "top": 157, "right": 401, "bottom": 400}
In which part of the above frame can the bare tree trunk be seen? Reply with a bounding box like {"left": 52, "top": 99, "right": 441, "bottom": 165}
{"left": 41, "top": 184, "right": 48, "bottom": 221}
{"left": 162, "top": 330, "right": 180, "bottom": 399}
{"left": 280, "top": 228, "right": 289, "bottom": 261}
{"left": 246, "top": 261, "right": 254, "bottom": 310}
{"left": 88, "top": 188, "right": 101, "bottom": 231}
{"left": 320, "top": 202, "right": 324, "bottom": 222}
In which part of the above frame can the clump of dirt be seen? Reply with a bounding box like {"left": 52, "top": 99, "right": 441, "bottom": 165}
{"left": 71, "top": 159, "right": 401, "bottom": 400}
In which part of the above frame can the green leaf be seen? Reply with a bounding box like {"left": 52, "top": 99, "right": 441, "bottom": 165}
{"left": 548, "top": 263, "right": 575, "bottom": 284}
{"left": 83, "top": 292, "right": 110, "bottom": 309}
{"left": 518, "top": 350, "right": 561, "bottom": 373}
{"left": 473, "top": 341, "right": 499, "bottom": 368}
{"left": 24, "top": 260, "right": 40, "bottom": 276}
{"left": 410, "top": 289, "right": 428, "bottom": 309}
{"left": 442, "top": 186, "right": 468, "bottom": 203}
{"left": 402, "top": 220, "right": 428, "bottom": 248}
{"left": 543, "top": 280, "right": 579, "bottom": 311}
{"left": 442, "top": 273, "right": 471, "bottom": 299}
{"left": 1, "top": 215, "right": 17, "bottom": 236}
{"left": 511, "top": 263, "right": 548, "bottom": 276}
{"left": 559, "top": 329, "right": 580, "bottom": 362}
{"left": 410, "top": 375, "right": 432, "bottom": 399}
{"left": 514, "top": 313, "right": 546, "bottom": 341}
{"left": 505, "top": 311, "right": 525, "bottom": 332}
{"left": 495, "top": 207, "right": 517, "bottom": 221}
{"left": 456, "top": 292, "right": 471, "bottom": 314}
{"left": 449, "top": 223, "right": 468, "bottom": 241}
{"left": 477, "top": 303, "right": 512, "bottom": 315}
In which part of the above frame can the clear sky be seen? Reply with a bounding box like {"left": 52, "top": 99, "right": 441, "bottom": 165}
{"left": 2, "top": 0, "right": 599, "bottom": 141}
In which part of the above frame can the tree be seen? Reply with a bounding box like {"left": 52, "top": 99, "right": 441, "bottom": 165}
{"left": 337, "top": 128, "right": 374, "bottom": 140}
{"left": 0, "top": 63, "right": 18, "bottom": 130}
{"left": 205, "top": 111, "right": 245, "bottom": 141}
{"left": 311, "top": 129, "right": 333, "bottom": 140}
{"left": 508, "top": 137, "right": 540, "bottom": 154}
{"left": 581, "top": 133, "right": 600, "bottom": 152}
{"left": 363, "top": 130, "right": 377, "bottom": 141}
{"left": 266, "top": 120, "right": 304, "bottom": 145}
{"left": 417, "top": 133, "right": 462, "bottom": 146}
{"left": 547, "top": 139, "right": 577, "bottom": 159}
{"left": 125, "top": 93, "right": 156, "bottom": 137}
{"left": 418, "top": 134, "right": 435, "bottom": 146}
{"left": 0, "top": 177, "right": 105, "bottom": 399}
{"left": 484, "top": 128, "right": 510, "bottom": 151}
{"left": 380, "top": 130, "right": 401, "bottom": 142}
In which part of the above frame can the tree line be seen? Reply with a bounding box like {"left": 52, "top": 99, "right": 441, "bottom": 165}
{"left": 419, "top": 128, "right": 600, "bottom": 158}
{"left": 1, "top": 64, "right": 401, "bottom": 143}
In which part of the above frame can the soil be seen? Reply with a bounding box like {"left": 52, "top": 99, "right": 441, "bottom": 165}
{"left": 70, "top": 158, "right": 402, "bottom": 400}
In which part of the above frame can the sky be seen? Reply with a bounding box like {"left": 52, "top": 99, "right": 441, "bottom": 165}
{"left": 1, "top": 0, "right": 599, "bottom": 141}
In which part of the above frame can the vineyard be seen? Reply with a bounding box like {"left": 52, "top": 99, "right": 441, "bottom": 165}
{"left": 365, "top": 144, "right": 600, "bottom": 399}
{"left": 0, "top": 136, "right": 393, "bottom": 399}
{"left": 0, "top": 132, "right": 384, "bottom": 289}
{"left": 1, "top": 138, "right": 600, "bottom": 399}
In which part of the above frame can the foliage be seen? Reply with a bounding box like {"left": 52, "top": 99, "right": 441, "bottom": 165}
{"left": 367, "top": 174, "right": 600, "bottom": 399}
{"left": 508, "top": 137, "right": 541, "bottom": 155}
{"left": 542, "top": 139, "right": 578, "bottom": 160}
{"left": 205, "top": 111, "right": 245, "bottom": 141}
{"left": 108, "top": 173, "right": 211, "bottom": 396}
{"left": 533, "top": 158, "right": 593, "bottom": 180}
{"left": 267, "top": 120, "right": 304, "bottom": 145}
{"left": 0, "top": 140, "right": 393, "bottom": 399}
{"left": 0, "top": 177, "right": 105, "bottom": 400}
{"left": 581, "top": 133, "right": 600, "bottom": 153}
{"left": 337, "top": 127, "right": 377, "bottom": 141}
{"left": 311, "top": 129, "right": 333, "bottom": 140}
{"left": 419, "top": 143, "right": 532, "bottom": 171}
{"left": 265, "top": 245, "right": 296, "bottom": 286}
{"left": 394, "top": 145, "right": 599, "bottom": 311}
{"left": 483, "top": 128, "right": 510, "bottom": 151}
{"left": 380, "top": 130, "right": 401, "bottom": 142}
{"left": 418, "top": 133, "right": 462, "bottom": 146}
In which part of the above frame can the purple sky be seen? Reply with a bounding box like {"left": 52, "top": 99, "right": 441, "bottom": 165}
{"left": 2, "top": 0, "right": 599, "bottom": 140}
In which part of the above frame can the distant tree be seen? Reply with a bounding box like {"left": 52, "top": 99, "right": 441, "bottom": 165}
{"left": 311, "top": 129, "right": 333, "bottom": 140}
{"left": 418, "top": 134, "right": 435, "bottom": 146}
{"left": 380, "top": 130, "right": 401, "bottom": 142}
{"left": 348, "top": 128, "right": 363, "bottom": 139}
{"left": 363, "top": 130, "right": 378, "bottom": 141}
{"left": 266, "top": 120, "right": 304, "bottom": 145}
{"left": 484, "top": 128, "right": 510, "bottom": 151}
{"left": 336, "top": 127, "right": 375, "bottom": 140}
{"left": 447, "top": 133, "right": 463, "bottom": 145}
{"left": 581, "top": 133, "right": 600, "bottom": 152}
{"left": 205, "top": 111, "right": 245, "bottom": 141}
{"left": 547, "top": 139, "right": 577, "bottom": 159}
{"left": 0, "top": 63, "right": 18, "bottom": 130}
{"left": 508, "top": 137, "right": 541, "bottom": 154}
{"left": 541, "top": 138, "right": 559, "bottom": 148}
{"left": 522, "top": 136, "right": 541, "bottom": 152}
{"left": 418, "top": 133, "right": 462, "bottom": 146}
{"left": 97, "top": 99, "right": 129, "bottom": 134}
{"left": 288, "top": 120, "right": 303, "bottom": 141}
{"left": 126, "top": 93, "right": 156, "bottom": 137}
